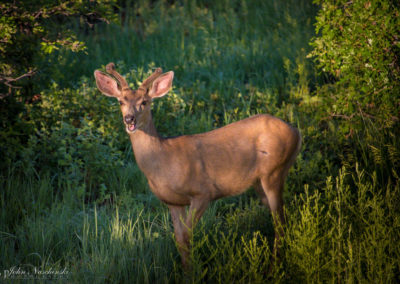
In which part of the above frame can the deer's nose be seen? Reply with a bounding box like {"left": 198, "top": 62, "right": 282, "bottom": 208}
{"left": 124, "top": 115, "right": 135, "bottom": 124}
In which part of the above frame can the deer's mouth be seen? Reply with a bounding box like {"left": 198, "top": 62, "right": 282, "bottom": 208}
{"left": 126, "top": 123, "right": 136, "bottom": 132}
{"left": 125, "top": 122, "right": 137, "bottom": 133}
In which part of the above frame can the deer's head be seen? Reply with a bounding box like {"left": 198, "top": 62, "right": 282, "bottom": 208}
{"left": 94, "top": 63, "right": 174, "bottom": 134}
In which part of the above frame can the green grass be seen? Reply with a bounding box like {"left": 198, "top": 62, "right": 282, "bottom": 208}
{"left": 1, "top": 0, "right": 400, "bottom": 283}
{"left": 2, "top": 162, "right": 399, "bottom": 283}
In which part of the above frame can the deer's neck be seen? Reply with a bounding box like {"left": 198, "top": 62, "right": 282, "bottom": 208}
{"left": 129, "top": 115, "right": 164, "bottom": 174}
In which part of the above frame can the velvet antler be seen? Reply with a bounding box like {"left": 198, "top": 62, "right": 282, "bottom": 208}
{"left": 139, "top": 68, "right": 163, "bottom": 91}
{"left": 106, "top": 62, "right": 129, "bottom": 90}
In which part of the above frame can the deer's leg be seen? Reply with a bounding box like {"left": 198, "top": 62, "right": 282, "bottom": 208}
{"left": 169, "top": 199, "right": 209, "bottom": 269}
{"left": 168, "top": 205, "right": 190, "bottom": 269}
{"left": 254, "top": 181, "right": 269, "bottom": 207}
{"left": 260, "top": 172, "right": 286, "bottom": 257}
{"left": 185, "top": 198, "right": 209, "bottom": 229}
{"left": 183, "top": 198, "right": 210, "bottom": 269}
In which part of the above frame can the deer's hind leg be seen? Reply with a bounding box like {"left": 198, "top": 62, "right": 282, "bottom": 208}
{"left": 256, "top": 166, "right": 288, "bottom": 258}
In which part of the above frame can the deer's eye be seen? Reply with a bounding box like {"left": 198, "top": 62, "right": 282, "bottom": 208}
{"left": 119, "top": 100, "right": 124, "bottom": 106}
{"left": 142, "top": 100, "right": 147, "bottom": 106}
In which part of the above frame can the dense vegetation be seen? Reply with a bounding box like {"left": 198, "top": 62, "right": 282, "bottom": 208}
{"left": 1, "top": 0, "right": 399, "bottom": 282}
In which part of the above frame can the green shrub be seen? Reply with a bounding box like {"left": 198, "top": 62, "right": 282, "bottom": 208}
{"left": 285, "top": 166, "right": 400, "bottom": 282}
{"left": 20, "top": 78, "right": 126, "bottom": 202}
{"left": 309, "top": 0, "right": 400, "bottom": 130}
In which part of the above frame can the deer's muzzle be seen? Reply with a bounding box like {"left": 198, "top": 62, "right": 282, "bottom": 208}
{"left": 124, "top": 115, "right": 136, "bottom": 133}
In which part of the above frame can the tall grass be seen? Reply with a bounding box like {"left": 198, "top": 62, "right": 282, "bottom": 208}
{"left": 2, "top": 0, "right": 399, "bottom": 283}
{"left": 2, "top": 163, "right": 398, "bottom": 282}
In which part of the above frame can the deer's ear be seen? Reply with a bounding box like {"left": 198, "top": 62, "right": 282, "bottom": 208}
{"left": 148, "top": 71, "right": 174, "bottom": 99}
{"left": 94, "top": 70, "right": 121, "bottom": 97}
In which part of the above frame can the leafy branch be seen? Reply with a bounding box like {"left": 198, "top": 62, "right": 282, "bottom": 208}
{"left": 0, "top": 0, "right": 117, "bottom": 94}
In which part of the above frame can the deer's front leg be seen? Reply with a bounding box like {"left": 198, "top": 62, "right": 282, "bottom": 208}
{"left": 168, "top": 205, "right": 190, "bottom": 269}
{"left": 168, "top": 199, "right": 209, "bottom": 269}
{"left": 185, "top": 198, "right": 209, "bottom": 232}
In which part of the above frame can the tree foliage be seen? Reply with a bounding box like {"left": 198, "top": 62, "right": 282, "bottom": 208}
{"left": 0, "top": 0, "right": 117, "bottom": 95}
{"left": 0, "top": 0, "right": 117, "bottom": 169}
{"left": 309, "top": 0, "right": 400, "bottom": 129}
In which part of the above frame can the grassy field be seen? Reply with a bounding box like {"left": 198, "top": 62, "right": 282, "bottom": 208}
{"left": 1, "top": 0, "right": 399, "bottom": 283}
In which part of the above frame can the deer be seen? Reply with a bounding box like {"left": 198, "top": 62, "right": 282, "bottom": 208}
{"left": 94, "top": 63, "right": 301, "bottom": 269}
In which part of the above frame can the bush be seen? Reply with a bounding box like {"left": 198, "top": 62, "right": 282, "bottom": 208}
{"left": 20, "top": 77, "right": 126, "bottom": 202}
{"left": 309, "top": 0, "right": 400, "bottom": 130}
{"left": 0, "top": 0, "right": 117, "bottom": 174}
